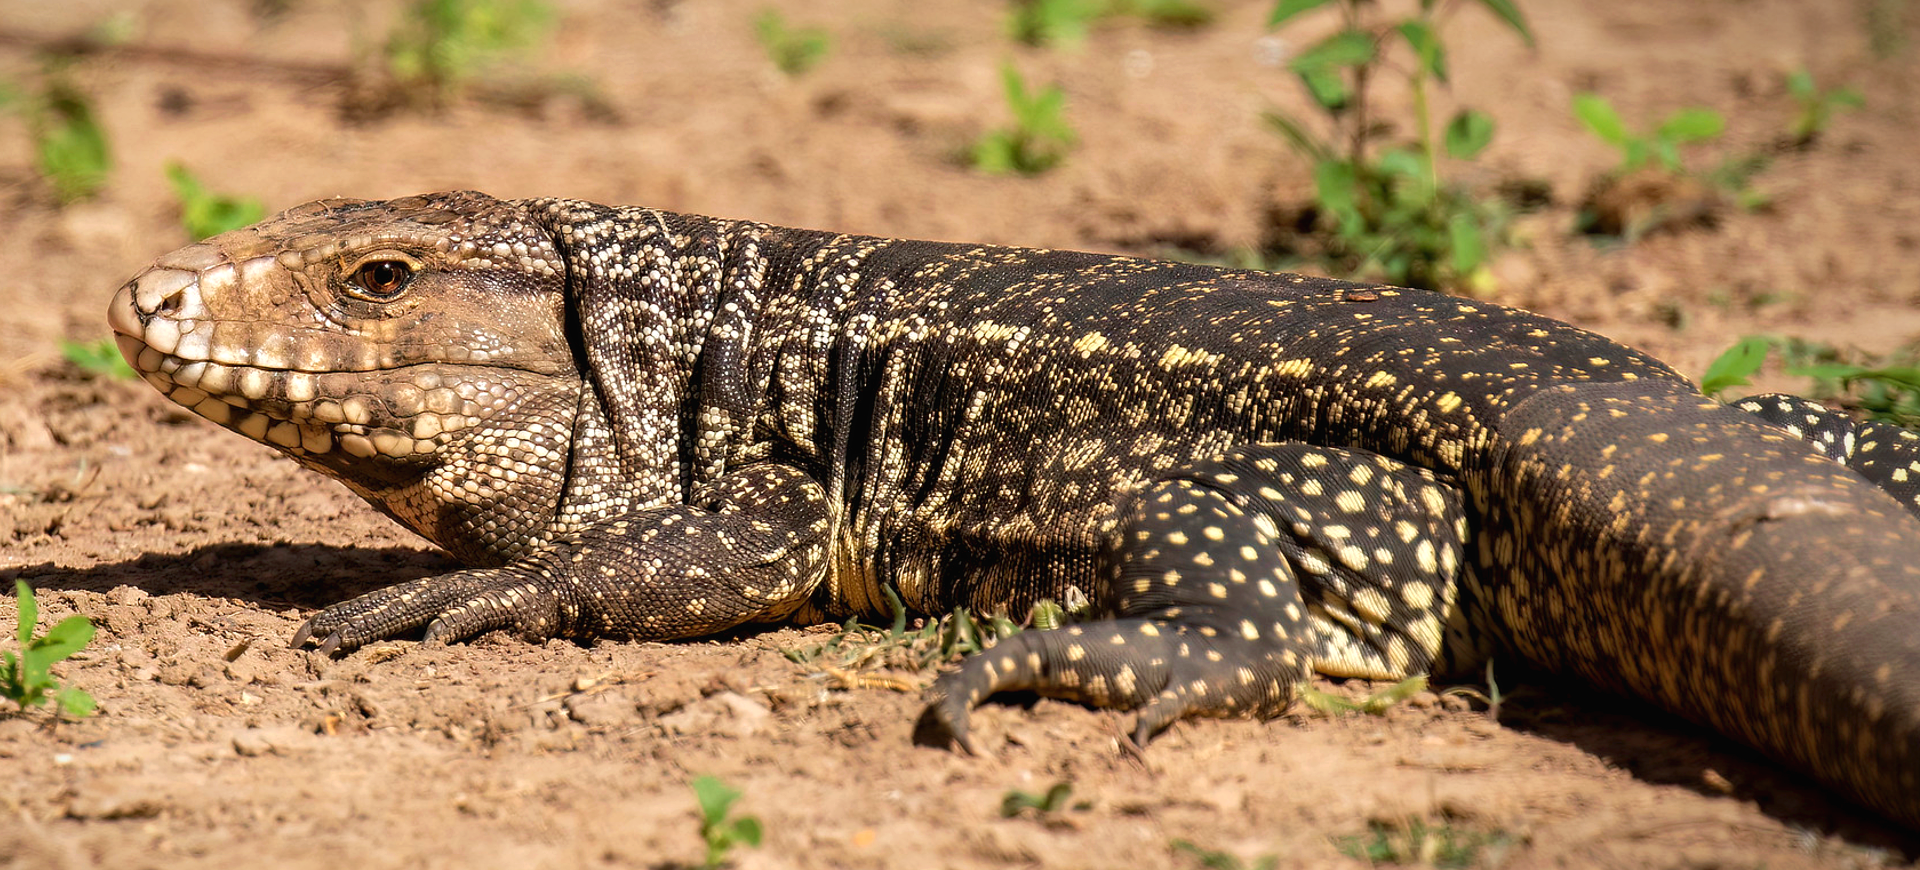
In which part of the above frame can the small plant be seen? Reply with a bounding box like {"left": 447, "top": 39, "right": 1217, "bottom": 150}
{"left": 970, "top": 63, "right": 1076, "bottom": 176}
{"left": 1333, "top": 817, "right": 1517, "bottom": 868}
{"left": 1008, "top": 0, "right": 1106, "bottom": 46}
{"left": 1702, "top": 335, "right": 1920, "bottom": 429}
{"left": 1114, "top": 0, "right": 1215, "bottom": 27}
{"left": 1440, "top": 659, "right": 1505, "bottom": 719}
{"left": 381, "top": 0, "right": 554, "bottom": 105}
{"left": 2, "top": 67, "right": 112, "bottom": 204}
{"left": 1171, "top": 840, "right": 1278, "bottom": 870}
{"left": 783, "top": 585, "right": 1028, "bottom": 678}
{"left": 754, "top": 10, "right": 831, "bottom": 77}
{"left": 1784, "top": 69, "right": 1863, "bottom": 146}
{"left": 1261, "top": 0, "right": 1529, "bottom": 293}
{"left": 1008, "top": 0, "right": 1214, "bottom": 45}
{"left": 1298, "top": 674, "right": 1426, "bottom": 716}
{"left": 1571, "top": 93, "right": 1771, "bottom": 235}
{"left": 691, "top": 775, "right": 762, "bottom": 869}
{"left": 60, "top": 338, "right": 137, "bottom": 381}
{"left": 1572, "top": 94, "right": 1725, "bottom": 176}
{"left": 4, "top": 581, "right": 97, "bottom": 718}
{"left": 1699, "top": 334, "right": 1775, "bottom": 399}
{"left": 166, "top": 163, "right": 265, "bottom": 241}
{"left": 1000, "top": 780, "right": 1082, "bottom": 817}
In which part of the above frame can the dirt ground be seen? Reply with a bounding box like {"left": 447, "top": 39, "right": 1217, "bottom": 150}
{"left": 3, "top": 0, "right": 1920, "bottom": 867}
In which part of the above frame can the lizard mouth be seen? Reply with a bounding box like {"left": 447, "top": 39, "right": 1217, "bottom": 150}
{"left": 110, "top": 331, "right": 411, "bottom": 459}
{"left": 109, "top": 278, "right": 469, "bottom": 462}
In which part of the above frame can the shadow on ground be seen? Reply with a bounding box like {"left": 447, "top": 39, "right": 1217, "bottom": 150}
{"left": 2, "top": 542, "right": 457, "bottom": 610}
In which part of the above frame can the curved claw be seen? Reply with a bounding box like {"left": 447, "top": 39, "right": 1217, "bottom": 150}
{"left": 288, "top": 568, "right": 563, "bottom": 657}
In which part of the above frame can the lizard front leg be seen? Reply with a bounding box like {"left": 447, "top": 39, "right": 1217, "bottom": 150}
{"left": 293, "top": 463, "right": 831, "bottom": 655}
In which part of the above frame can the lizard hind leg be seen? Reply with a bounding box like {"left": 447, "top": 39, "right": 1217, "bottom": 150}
{"left": 918, "top": 443, "right": 1469, "bottom": 751}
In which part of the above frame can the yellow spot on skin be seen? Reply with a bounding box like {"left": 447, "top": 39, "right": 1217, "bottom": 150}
{"left": 1073, "top": 331, "right": 1109, "bottom": 354}
{"left": 1435, "top": 392, "right": 1463, "bottom": 414}
{"left": 1273, "top": 358, "right": 1314, "bottom": 377}
{"left": 1648, "top": 432, "right": 1669, "bottom": 443}
{"left": 1203, "top": 526, "right": 1225, "bottom": 541}
{"left": 1352, "top": 589, "right": 1391, "bottom": 623}
{"left": 1415, "top": 540, "right": 1438, "bottom": 574}
{"left": 1167, "top": 530, "right": 1189, "bottom": 545}
{"left": 1139, "top": 623, "right": 1161, "bottom": 637}
{"left": 1209, "top": 583, "right": 1228, "bottom": 599}
{"left": 1365, "top": 371, "right": 1397, "bottom": 389}
{"left": 1067, "top": 644, "right": 1086, "bottom": 661}
{"left": 1258, "top": 579, "right": 1279, "bottom": 597}
{"left": 1240, "top": 621, "right": 1260, "bottom": 640}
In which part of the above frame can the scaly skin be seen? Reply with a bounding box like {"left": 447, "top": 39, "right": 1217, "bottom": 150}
{"left": 109, "top": 192, "right": 1920, "bottom": 828}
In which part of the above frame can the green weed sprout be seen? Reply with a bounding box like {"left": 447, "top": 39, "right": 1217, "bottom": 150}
{"left": 1785, "top": 69, "right": 1863, "bottom": 146}
{"left": 971, "top": 63, "right": 1076, "bottom": 175}
{"left": 1702, "top": 335, "right": 1920, "bottom": 429}
{"left": 1297, "top": 675, "right": 1426, "bottom": 716}
{"left": 1262, "top": 0, "right": 1528, "bottom": 292}
{"left": 384, "top": 0, "right": 554, "bottom": 104}
{"left": 1000, "top": 781, "right": 1077, "bottom": 817}
{"left": 1334, "top": 817, "right": 1517, "bottom": 867}
{"left": 167, "top": 163, "right": 265, "bottom": 241}
{"left": 4, "top": 581, "right": 96, "bottom": 718}
{"left": 60, "top": 338, "right": 137, "bottom": 380}
{"left": 754, "top": 10, "right": 831, "bottom": 76}
{"left": 3, "top": 71, "right": 112, "bottom": 203}
{"left": 1171, "top": 839, "right": 1278, "bottom": 870}
{"left": 691, "top": 775, "right": 762, "bottom": 869}
{"left": 1008, "top": 0, "right": 1105, "bottom": 47}
{"left": 1571, "top": 93, "right": 1724, "bottom": 175}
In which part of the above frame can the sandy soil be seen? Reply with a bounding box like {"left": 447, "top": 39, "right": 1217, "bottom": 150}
{"left": 4, "top": 0, "right": 1920, "bottom": 867}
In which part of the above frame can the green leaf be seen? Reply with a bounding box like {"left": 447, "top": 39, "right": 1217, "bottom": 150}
{"left": 1261, "top": 110, "right": 1332, "bottom": 162}
{"left": 1312, "top": 159, "right": 1360, "bottom": 223}
{"left": 34, "top": 616, "right": 95, "bottom": 663}
{"left": 1267, "top": 0, "right": 1334, "bottom": 28}
{"left": 731, "top": 816, "right": 763, "bottom": 847}
{"left": 1571, "top": 94, "right": 1629, "bottom": 147}
{"left": 60, "top": 338, "right": 137, "bottom": 380}
{"left": 1395, "top": 20, "right": 1446, "bottom": 82}
{"left": 1786, "top": 68, "right": 1815, "bottom": 100}
{"left": 56, "top": 687, "right": 96, "bottom": 718}
{"left": 1297, "top": 67, "right": 1349, "bottom": 110}
{"left": 1656, "top": 107, "right": 1724, "bottom": 144}
{"left": 1443, "top": 109, "right": 1494, "bottom": 159}
{"left": 1447, "top": 212, "right": 1485, "bottom": 274}
{"left": 1288, "top": 30, "right": 1374, "bottom": 73}
{"left": 692, "top": 775, "right": 739, "bottom": 823}
{"left": 1699, "top": 335, "right": 1773, "bottom": 397}
{"left": 1472, "top": 0, "right": 1533, "bottom": 46}
{"left": 1376, "top": 148, "right": 1425, "bottom": 181}
{"left": 1828, "top": 87, "right": 1865, "bottom": 109}
{"left": 1361, "top": 675, "right": 1429, "bottom": 714}
{"left": 16, "top": 581, "right": 36, "bottom": 649}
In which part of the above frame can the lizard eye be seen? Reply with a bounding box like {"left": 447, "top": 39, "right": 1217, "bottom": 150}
{"left": 348, "top": 260, "right": 413, "bottom": 300}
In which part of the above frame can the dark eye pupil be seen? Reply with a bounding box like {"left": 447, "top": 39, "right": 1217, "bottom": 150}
{"left": 356, "top": 261, "right": 409, "bottom": 297}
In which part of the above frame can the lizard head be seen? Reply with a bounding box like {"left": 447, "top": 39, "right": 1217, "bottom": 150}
{"left": 108, "top": 190, "right": 583, "bottom": 561}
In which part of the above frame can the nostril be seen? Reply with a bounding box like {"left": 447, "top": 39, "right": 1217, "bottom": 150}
{"left": 130, "top": 267, "right": 199, "bottom": 319}
{"left": 157, "top": 285, "right": 187, "bottom": 316}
